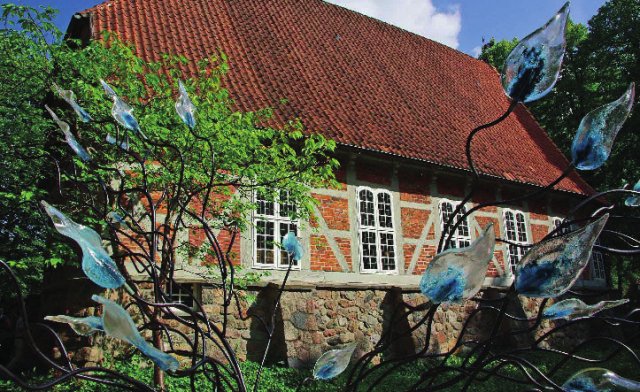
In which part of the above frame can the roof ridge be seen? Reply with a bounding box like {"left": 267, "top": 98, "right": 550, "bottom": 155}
{"left": 319, "top": 0, "right": 489, "bottom": 66}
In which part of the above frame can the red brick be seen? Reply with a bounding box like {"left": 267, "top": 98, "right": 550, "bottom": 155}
{"left": 401, "top": 208, "right": 430, "bottom": 239}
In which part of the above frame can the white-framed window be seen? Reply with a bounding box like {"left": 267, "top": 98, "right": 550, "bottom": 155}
{"left": 356, "top": 187, "right": 397, "bottom": 273}
{"left": 166, "top": 282, "right": 201, "bottom": 316}
{"left": 439, "top": 200, "right": 471, "bottom": 250}
{"left": 503, "top": 209, "right": 529, "bottom": 273}
{"left": 253, "top": 190, "right": 300, "bottom": 269}
{"left": 590, "top": 240, "right": 606, "bottom": 280}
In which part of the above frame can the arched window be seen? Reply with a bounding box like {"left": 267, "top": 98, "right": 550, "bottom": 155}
{"left": 503, "top": 209, "right": 529, "bottom": 273}
{"left": 357, "top": 187, "right": 396, "bottom": 273}
{"left": 253, "top": 190, "right": 300, "bottom": 269}
{"left": 439, "top": 200, "right": 471, "bottom": 250}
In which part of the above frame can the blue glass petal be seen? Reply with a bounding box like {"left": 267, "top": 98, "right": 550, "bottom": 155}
{"left": 572, "top": 83, "right": 635, "bottom": 170}
{"left": 625, "top": 179, "right": 640, "bottom": 207}
{"left": 175, "top": 80, "right": 196, "bottom": 129}
{"left": 92, "top": 295, "right": 179, "bottom": 372}
{"left": 106, "top": 133, "right": 130, "bottom": 151}
{"left": 563, "top": 368, "right": 640, "bottom": 391}
{"left": 313, "top": 343, "right": 357, "bottom": 380}
{"left": 420, "top": 224, "right": 496, "bottom": 304}
{"left": 501, "top": 2, "right": 569, "bottom": 103}
{"left": 45, "top": 315, "right": 104, "bottom": 336}
{"left": 515, "top": 215, "right": 608, "bottom": 298}
{"left": 52, "top": 83, "right": 92, "bottom": 122}
{"left": 100, "top": 80, "right": 147, "bottom": 139}
{"left": 41, "top": 201, "right": 125, "bottom": 289}
{"left": 45, "top": 105, "right": 91, "bottom": 162}
{"left": 282, "top": 231, "right": 304, "bottom": 261}
{"left": 543, "top": 298, "right": 629, "bottom": 321}
{"left": 100, "top": 79, "right": 118, "bottom": 100}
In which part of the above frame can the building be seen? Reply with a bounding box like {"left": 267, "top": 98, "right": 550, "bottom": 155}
{"left": 65, "top": 0, "right": 606, "bottom": 364}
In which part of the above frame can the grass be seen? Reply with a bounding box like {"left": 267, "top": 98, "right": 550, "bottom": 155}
{"left": 0, "top": 342, "right": 638, "bottom": 391}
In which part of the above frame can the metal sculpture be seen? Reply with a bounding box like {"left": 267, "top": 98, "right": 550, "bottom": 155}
{"left": 1, "top": 2, "right": 639, "bottom": 392}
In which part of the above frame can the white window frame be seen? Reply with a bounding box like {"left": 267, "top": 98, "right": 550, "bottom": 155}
{"left": 438, "top": 199, "right": 472, "bottom": 250}
{"left": 503, "top": 209, "right": 530, "bottom": 274}
{"left": 252, "top": 191, "right": 301, "bottom": 270}
{"left": 356, "top": 186, "right": 398, "bottom": 274}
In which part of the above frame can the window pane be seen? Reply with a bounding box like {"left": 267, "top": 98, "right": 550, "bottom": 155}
{"left": 377, "top": 192, "right": 393, "bottom": 228}
{"left": 256, "top": 220, "right": 275, "bottom": 265}
{"left": 379, "top": 232, "right": 396, "bottom": 270}
{"left": 516, "top": 213, "right": 528, "bottom": 242}
{"left": 279, "top": 222, "right": 298, "bottom": 267}
{"left": 359, "top": 189, "right": 375, "bottom": 226}
{"left": 168, "top": 283, "right": 194, "bottom": 308}
{"left": 256, "top": 191, "right": 275, "bottom": 216}
{"left": 279, "top": 191, "right": 296, "bottom": 218}
{"left": 361, "top": 231, "right": 378, "bottom": 270}
{"left": 504, "top": 211, "right": 516, "bottom": 241}
{"left": 441, "top": 202, "right": 470, "bottom": 250}
{"left": 508, "top": 244, "right": 519, "bottom": 272}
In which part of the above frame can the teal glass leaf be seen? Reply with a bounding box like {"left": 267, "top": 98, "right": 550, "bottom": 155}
{"left": 543, "top": 298, "right": 628, "bottom": 321}
{"left": 625, "top": 179, "right": 640, "bottom": 207}
{"left": 563, "top": 368, "right": 640, "bottom": 391}
{"left": 420, "top": 224, "right": 495, "bottom": 304}
{"left": 515, "top": 215, "right": 608, "bottom": 298}
{"left": 572, "top": 83, "right": 635, "bottom": 170}
{"left": 313, "top": 343, "right": 357, "bottom": 380}
{"left": 106, "top": 133, "right": 130, "bottom": 151}
{"left": 501, "top": 2, "right": 569, "bottom": 103}
{"left": 175, "top": 80, "right": 196, "bottom": 129}
{"left": 282, "top": 231, "right": 303, "bottom": 261}
{"left": 41, "top": 201, "right": 125, "bottom": 289}
{"left": 52, "top": 83, "right": 92, "bottom": 122}
{"left": 45, "top": 105, "right": 91, "bottom": 162}
{"left": 45, "top": 315, "right": 104, "bottom": 336}
{"left": 92, "top": 295, "right": 180, "bottom": 372}
{"left": 100, "top": 79, "right": 147, "bottom": 139}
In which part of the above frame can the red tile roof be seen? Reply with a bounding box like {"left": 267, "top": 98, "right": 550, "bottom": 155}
{"left": 76, "top": 0, "right": 593, "bottom": 195}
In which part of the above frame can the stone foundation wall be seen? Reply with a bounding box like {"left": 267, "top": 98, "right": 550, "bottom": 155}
{"left": 37, "top": 272, "right": 604, "bottom": 369}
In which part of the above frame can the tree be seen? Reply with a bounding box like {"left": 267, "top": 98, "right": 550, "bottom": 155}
{"left": 0, "top": 4, "right": 337, "bottom": 299}
{"left": 1, "top": 5, "right": 337, "bottom": 389}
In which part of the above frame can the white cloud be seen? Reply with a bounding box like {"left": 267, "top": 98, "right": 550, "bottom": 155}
{"left": 325, "top": 0, "right": 462, "bottom": 49}
{"left": 471, "top": 45, "right": 482, "bottom": 58}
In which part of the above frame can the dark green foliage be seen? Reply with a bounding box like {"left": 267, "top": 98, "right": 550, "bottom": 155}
{"left": 0, "top": 345, "right": 637, "bottom": 391}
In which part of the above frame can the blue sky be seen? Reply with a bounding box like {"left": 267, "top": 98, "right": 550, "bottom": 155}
{"left": 9, "top": 0, "right": 608, "bottom": 56}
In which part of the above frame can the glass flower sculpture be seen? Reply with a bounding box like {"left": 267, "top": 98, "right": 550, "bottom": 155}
{"left": 420, "top": 224, "right": 495, "bottom": 304}
{"left": 45, "top": 315, "right": 104, "bottom": 336}
{"left": 571, "top": 83, "right": 635, "bottom": 170}
{"left": 563, "top": 368, "right": 640, "bottom": 391}
{"left": 106, "top": 134, "right": 130, "bottom": 151}
{"left": 625, "top": 179, "right": 640, "bottom": 207}
{"left": 92, "top": 295, "right": 180, "bottom": 372}
{"left": 282, "top": 231, "right": 304, "bottom": 261}
{"left": 52, "top": 83, "right": 92, "bottom": 122}
{"left": 543, "top": 298, "right": 629, "bottom": 321}
{"left": 175, "top": 80, "right": 196, "bottom": 129}
{"left": 313, "top": 343, "right": 357, "bottom": 380}
{"left": 501, "top": 2, "right": 569, "bottom": 103}
{"left": 45, "top": 105, "right": 91, "bottom": 162}
{"left": 100, "top": 79, "right": 146, "bottom": 139}
{"left": 41, "top": 201, "right": 125, "bottom": 289}
{"left": 515, "top": 214, "right": 608, "bottom": 298}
